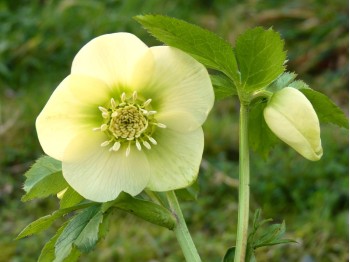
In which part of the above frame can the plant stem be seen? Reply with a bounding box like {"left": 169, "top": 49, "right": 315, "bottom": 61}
{"left": 234, "top": 103, "right": 250, "bottom": 262}
{"left": 166, "top": 191, "right": 201, "bottom": 262}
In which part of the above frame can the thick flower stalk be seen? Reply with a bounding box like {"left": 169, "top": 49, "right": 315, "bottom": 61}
{"left": 264, "top": 87, "right": 322, "bottom": 161}
{"left": 36, "top": 33, "right": 214, "bottom": 202}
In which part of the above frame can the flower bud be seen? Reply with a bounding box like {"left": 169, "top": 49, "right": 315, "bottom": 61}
{"left": 57, "top": 187, "right": 68, "bottom": 199}
{"left": 263, "top": 87, "right": 323, "bottom": 161}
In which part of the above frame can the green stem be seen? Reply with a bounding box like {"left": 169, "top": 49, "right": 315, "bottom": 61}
{"left": 166, "top": 191, "right": 201, "bottom": 262}
{"left": 234, "top": 103, "right": 250, "bottom": 262}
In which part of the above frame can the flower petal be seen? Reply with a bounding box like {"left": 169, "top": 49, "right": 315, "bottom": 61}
{"left": 264, "top": 87, "right": 323, "bottom": 161}
{"left": 146, "top": 128, "right": 204, "bottom": 191}
{"left": 71, "top": 33, "right": 149, "bottom": 87}
{"left": 131, "top": 46, "right": 214, "bottom": 132}
{"left": 62, "top": 132, "right": 150, "bottom": 202}
{"left": 36, "top": 74, "right": 110, "bottom": 160}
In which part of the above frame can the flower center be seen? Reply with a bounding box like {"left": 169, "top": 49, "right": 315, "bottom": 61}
{"left": 93, "top": 91, "right": 166, "bottom": 156}
{"left": 109, "top": 105, "right": 148, "bottom": 140}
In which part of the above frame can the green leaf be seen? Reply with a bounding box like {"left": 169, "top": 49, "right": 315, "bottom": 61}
{"left": 247, "top": 209, "right": 296, "bottom": 255}
{"left": 16, "top": 203, "right": 95, "bottom": 239}
{"left": 289, "top": 79, "right": 310, "bottom": 89}
{"left": 222, "top": 246, "right": 257, "bottom": 262}
{"left": 98, "top": 211, "right": 111, "bottom": 240}
{"left": 249, "top": 100, "right": 278, "bottom": 158}
{"left": 211, "top": 74, "right": 237, "bottom": 100}
{"left": 38, "top": 223, "right": 69, "bottom": 262}
{"left": 73, "top": 210, "right": 103, "bottom": 253}
{"left": 253, "top": 221, "right": 286, "bottom": 248}
{"left": 175, "top": 179, "right": 199, "bottom": 201}
{"left": 104, "top": 192, "right": 176, "bottom": 230}
{"left": 251, "top": 209, "right": 272, "bottom": 232}
{"left": 253, "top": 220, "right": 297, "bottom": 249}
{"left": 54, "top": 205, "right": 102, "bottom": 262}
{"left": 247, "top": 253, "right": 257, "bottom": 262}
{"left": 135, "top": 15, "right": 240, "bottom": 84}
{"left": 60, "top": 187, "right": 84, "bottom": 209}
{"left": 235, "top": 27, "right": 286, "bottom": 92}
{"left": 22, "top": 156, "right": 68, "bottom": 201}
{"left": 267, "top": 72, "right": 297, "bottom": 92}
{"left": 298, "top": 88, "right": 349, "bottom": 128}
{"left": 222, "top": 246, "right": 235, "bottom": 262}
{"left": 62, "top": 247, "right": 81, "bottom": 262}
{"left": 258, "top": 238, "right": 297, "bottom": 247}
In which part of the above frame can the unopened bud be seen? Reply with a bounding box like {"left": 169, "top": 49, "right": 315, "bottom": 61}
{"left": 264, "top": 87, "right": 323, "bottom": 161}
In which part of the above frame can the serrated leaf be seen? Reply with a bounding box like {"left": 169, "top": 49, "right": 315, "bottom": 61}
{"left": 249, "top": 101, "right": 278, "bottom": 158}
{"left": 135, "top": 15, "right": 240, "bottom": 84}
{"left": 104, "top": 192, "right": 176, "bottom": 230}
{"left": 298, "top": 88, "right": 349, "bottom": 128}
{"left": 60, "top": 187, "right": 84, "bottom": 209}
{"left": 22, "top": 156, "right": 68, "bottom": 201}
{"left": 54, "top": 205, "right": 101, "bottom": 262}
{"left": 267, "top": 72, "right": 297, "bottom": 92}
{"left": 98, "top": 211, "right": 111, "bottom": 240}
{"left": 16, "top": 202, "right": 95, "bottom": 239}
{"left": 252, "top": 209, "right": 272, "bottom": 231}
{"left": 247, "top": 211, "right": 296, "bottom": 257}
{"left": 235, "top": 27, "right": 286, "bottom": 92}
{"left": 74, "top": 211, "right": 103, "bottom": 253}
{"left": 23, "top": 156, "right": 61, "bottom": 190}
{"left": 254, "top": 221, "right": 286, "bottom": 248}
{"left": 251, "top": 209, "right": 271, "bottom": 233}
{"left": 63, "top": 247, "right": 81, "bottom": 262}
{"left": 38, "top": 223, "right": 69, "bottom": 262}
{"left": 175, "top": 179, "right": 199, "bottom": 202}
{"left": 211, "top": 74, "right": 237, "bottom": 100}
{"left": 252, "top": 209, "right": 262, "bottom": 231}
{"left": 222, "top": 246, "right": 235, "bottom": 262}
{"left": 289, "top": 79, "right": 310, "bottom": 89}
{"left": 258, "top": 238, "right": 297, "bottom": 247}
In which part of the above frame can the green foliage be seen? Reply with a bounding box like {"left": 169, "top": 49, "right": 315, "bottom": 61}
{"left": 18, "top": 178, "right": 176, "bottom": 261}
{"left": 222, "top": 246, "right": 235, "bottom": 262}
{"left": 104, "top": 192, "right": 176, "bottom": 230}
{"left": 175, "top": 179, "right": 200, "bottom": 201}
{"left": 267, "top": 75, "right": 350, "bottom": 129}
{"left": 135, "top": 14, "right": 240, "bottom": 84}
{"left": 16, "top": 203, "right": 95, "bottom": 240}
{"left": 38, "top": 223, "right": 69, "bottom": 262}
{"left": 54, "top": 205, "right": 102, "bottom": 261}
{"left": 135, "top": 16, "right": 289, "bottom": 101}
{"left": 210, "top": 74, "right": 237, "bottom": 100}
{"left": 222, "top": 203, "right": 296, "bottom": 262}
{"left": 267, "top": 72, "right": 297, "bottom": 92}
{"left": 288, "top": 80, "right": 310, "bottom": 90}
{"left": 246, "top": 209, "right": 296, "bottom": 261}
{"left": 249, "top": 100, "right": 278, "bottom": 158}
{"left": 299, "top": 88, "right": 349, "bottom": 128}
{"left": 37, "top": 204, "right": 110, "bottom": 262}
{"left": 60, "top": 187, "right": 84, "bottom": 209}
{"left": 235, "top": 27, "right": 286, "bottom": 93}
{"left": 22, "top": 156, "right": 68, "bottom": 201}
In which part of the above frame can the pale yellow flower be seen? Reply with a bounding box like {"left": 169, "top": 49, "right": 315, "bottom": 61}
{"left": 36, "top": 33, "right": 214, "bottom": 202}
{"left": 264, "top": 87, "right": 323, "bottom": 161}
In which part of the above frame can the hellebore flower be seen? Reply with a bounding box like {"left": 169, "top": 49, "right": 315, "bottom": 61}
{"left": 263, "top": 87, "right": 323, "bottom": 161}
{"left": 36, "top": 33, "right": 214, "bottom": 202}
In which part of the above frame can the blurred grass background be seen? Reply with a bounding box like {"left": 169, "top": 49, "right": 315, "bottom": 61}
{"left": 0, "top": 0, "right": 348, "bottom": 261}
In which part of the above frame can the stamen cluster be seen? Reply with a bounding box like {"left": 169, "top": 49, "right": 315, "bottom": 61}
{"left": 94, "top": 91, "right": 166, "bottom": 156}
